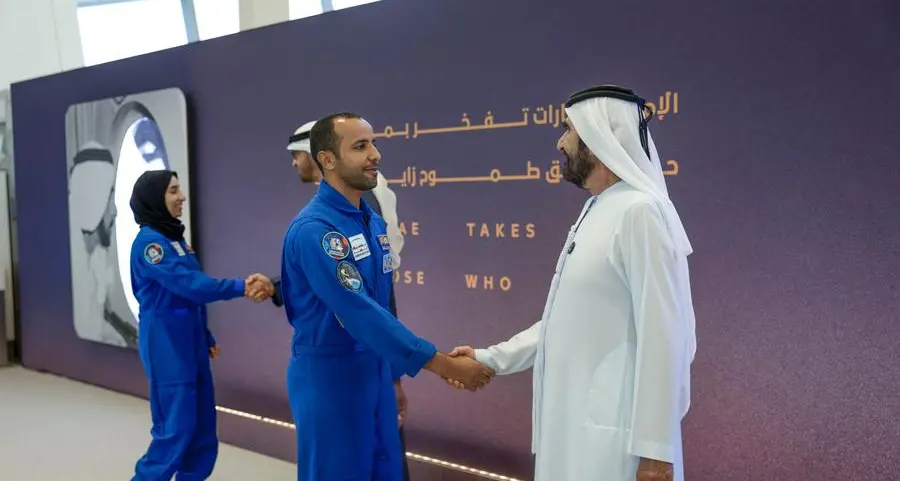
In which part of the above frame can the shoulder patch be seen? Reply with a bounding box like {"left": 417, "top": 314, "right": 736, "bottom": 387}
{"left": 143, "top": 243, "right": 164, "bottom": 265}
{"left": 322, "top": 231, "right": 350, "bottom": 260}
{"left": 336, "top": 261, "right": 363, "bottom": 292}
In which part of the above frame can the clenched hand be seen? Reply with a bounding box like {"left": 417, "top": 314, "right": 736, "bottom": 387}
{"left": 245, "top": 273, "right": 274, "bottom": 302}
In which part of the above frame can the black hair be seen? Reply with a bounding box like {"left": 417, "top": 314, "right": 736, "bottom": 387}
{"left": 309, "top": 112, "right": 363, "bottom": 172}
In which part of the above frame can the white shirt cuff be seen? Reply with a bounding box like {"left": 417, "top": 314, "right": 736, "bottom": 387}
{"left": 474, "top": 348, "right": 500, "bottom": 373}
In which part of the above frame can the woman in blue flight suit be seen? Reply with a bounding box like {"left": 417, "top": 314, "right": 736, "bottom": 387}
{"left": 128, "top": 170, "right": 266, "bottom": 480}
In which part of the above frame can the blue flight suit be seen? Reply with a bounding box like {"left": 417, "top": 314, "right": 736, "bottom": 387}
{"left": 280, "top": 181, "right": 437, "bottom": 481}
{"left": 130, "top": 226, "right": 246, "bottom": 481}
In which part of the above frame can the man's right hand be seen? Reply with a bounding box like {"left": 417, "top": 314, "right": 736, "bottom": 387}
{"left": 245, "top": 273, "right": 274, "bottom": 302}
{"left": 425, "top": 352, "right": 494, "bottom": 391}
{"left": 446, "top": 346, "right": 478, "bottom": 390}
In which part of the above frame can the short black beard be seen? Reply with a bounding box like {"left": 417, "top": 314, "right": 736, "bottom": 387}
{"left": 345, "top": 175, "right": 377, "bottom": 191}
{"left": 335, "top": 154, "right": 377, "bottom": 191}
{"left": 561, "top": 138, "right": 595, "bottom": 189}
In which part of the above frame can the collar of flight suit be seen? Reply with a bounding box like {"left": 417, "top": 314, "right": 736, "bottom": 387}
{"left": 316, "top": 179, "right": 376, "bottom": 220}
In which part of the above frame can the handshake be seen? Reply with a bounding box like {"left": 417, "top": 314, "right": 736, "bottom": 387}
{"left": 430, "top": 345, "right": 496, "bottom": 392}
{"left": 244, "top": 273, "right": 274, "bottom": 302}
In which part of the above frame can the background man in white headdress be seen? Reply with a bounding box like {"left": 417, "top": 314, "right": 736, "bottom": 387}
{"left": 448, "top": 85, "right": 697, "bottom": 481}
{"left": 285, "top": 120, "right": 320, "bottom": 184}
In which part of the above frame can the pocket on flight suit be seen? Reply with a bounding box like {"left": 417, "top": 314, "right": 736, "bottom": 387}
{"left": 144, "top": 310, "right": 201, "bottom": 385}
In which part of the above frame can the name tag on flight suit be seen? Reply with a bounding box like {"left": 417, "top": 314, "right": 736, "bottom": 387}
{"left": 348, "top": 233, "right": 371, "bottom": 261}
{"left": 170, "top": 242, "right": 186, "bottom": 256}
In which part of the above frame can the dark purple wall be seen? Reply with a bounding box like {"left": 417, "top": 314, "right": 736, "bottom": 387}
{"left": 11, "top": 0, "right": 900, "bottom": 479}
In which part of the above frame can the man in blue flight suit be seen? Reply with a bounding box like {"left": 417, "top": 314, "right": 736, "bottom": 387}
{"left": 268, "top": 118, "right": 414, "bottom": 481}
{"left": 279, "top": 112, "right": 495, "bottom": 481}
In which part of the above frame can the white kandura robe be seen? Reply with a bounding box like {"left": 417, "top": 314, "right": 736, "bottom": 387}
{"left": 371, "top": 171, "right": 404, "bottom": 269}
{"left": 476, "top": 181, "right": 691, "bottom": 481}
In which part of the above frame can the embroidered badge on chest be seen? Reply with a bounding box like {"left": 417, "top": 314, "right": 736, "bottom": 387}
{"left": 170, "top": 241, "right": 186, "bottom": 256}
{"left": 144, "top": 243, "right": 164, "bottom": 265}
{"left": 382, "top": 253, "right": 393, "bottom": 274}
{"left": 377, "top": 234, "right": 391, "bottom": 251}
{"left": 322, "top": 231, "right": 351, "bottom": 260}
{"left": 336, "top": 261, "right": 363, "bottom": 292}
{"left": 348, "top": 233, "right": 371, "bottom": 261}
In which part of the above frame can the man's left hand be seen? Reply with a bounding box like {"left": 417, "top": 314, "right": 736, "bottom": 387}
{"left": 209, "top": 345, "right": 220, "bottom": 359}
{"left": 636, "top": 457, "right": 673, "bottom": 481}
{"left": 395, "top": 381, "right": 407, "bottom": 427}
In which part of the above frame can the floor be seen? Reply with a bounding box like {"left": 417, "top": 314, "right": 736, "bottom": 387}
{"left": 0, "top": 365, "right": 297, "bottom": 481}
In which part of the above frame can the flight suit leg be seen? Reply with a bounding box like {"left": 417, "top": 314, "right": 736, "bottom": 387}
{"left": 175, "top": 360, "right": 218, "bottom": 480}
{"left": 399, "top": 426, "right": 410, "bottom": 481}
{"left": 373, "top": 364, "right": 404, "bottom": 481}
{"left": 132, "top": 382, "right": 199, "bottom": 480}
{"left": 133, "top": 312, "right": 202, "bottom": 481}
{"left": 289, "top": 352, "right": 383, "bottom": 481}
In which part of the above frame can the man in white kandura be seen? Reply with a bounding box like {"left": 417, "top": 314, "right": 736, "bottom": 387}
{"left": 448, "top": 85, "right": 697, "bottom": 481}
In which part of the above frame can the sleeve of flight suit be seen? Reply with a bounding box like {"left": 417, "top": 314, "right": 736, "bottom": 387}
{"left": 137, "top": 238, "right": 246, "bottom": 305}
{"left": 288, "top": 219, "right": 437, "bottom": 377}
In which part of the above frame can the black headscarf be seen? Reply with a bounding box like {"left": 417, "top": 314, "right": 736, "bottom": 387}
{"left": 129, "top": 169, "right": 185, "bottom": 241}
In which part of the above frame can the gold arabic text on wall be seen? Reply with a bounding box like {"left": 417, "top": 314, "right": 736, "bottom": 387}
{"left": 374, "top": 92, "right": 679, "bottom": 140}
{"left": 387, "top": 158, "right": 678, "bottom": 188}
